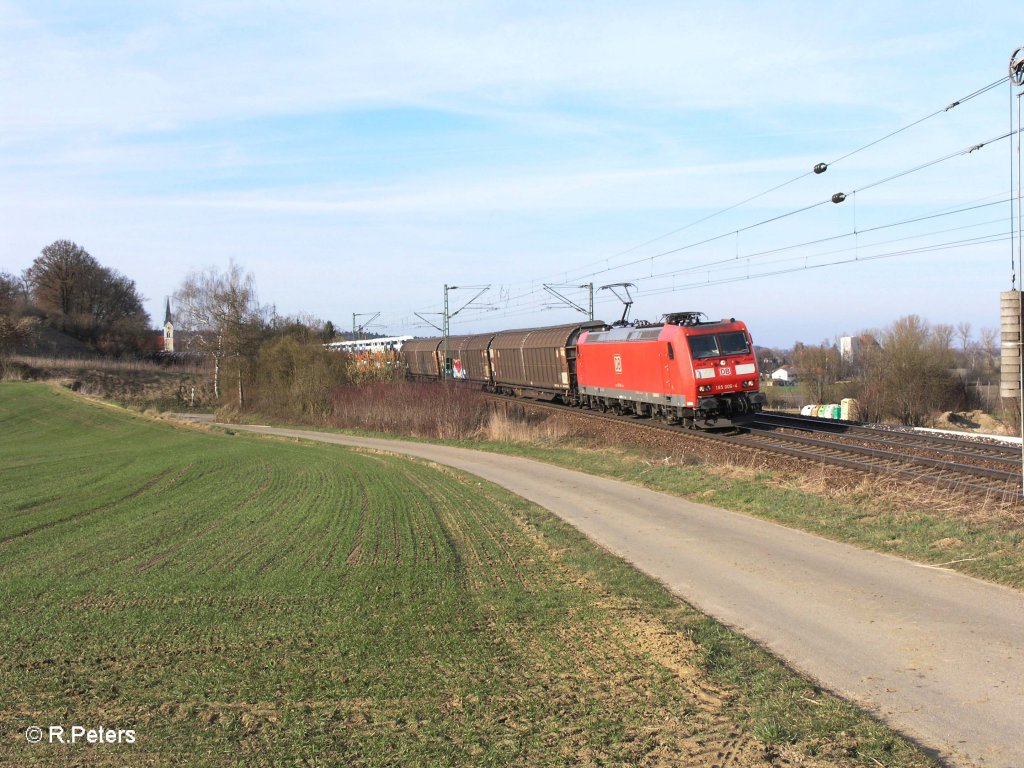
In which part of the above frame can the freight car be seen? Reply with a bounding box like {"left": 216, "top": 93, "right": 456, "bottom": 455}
{"left": 403, "top": 321, "right": 604, "bottom": 399}
{"left": 399, "top": 312, "right": 764, "bottom": 429}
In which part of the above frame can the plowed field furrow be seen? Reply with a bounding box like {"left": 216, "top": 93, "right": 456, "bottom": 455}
{"left": 397, "top": 467, "right": 487, "bottom": 586}
{"left": 253, "top": 465, "right": 338, "bottom": 574}
{"left": 394, "top": 464, "right": 448, "bottom": 566}
{"left": 138, "top": 518, "right": 225, "bottom": 573}
{"left": 310, "top": 472, "right": 353, "bottom": 569}
{"left": 0, "top": 465, "right": 181, "bottom": 544}
{"left": 459, "top": 496, "right": 541, "bottom": 593}
{"left": 447, "top": 490, "right": 521, "bottom": 590}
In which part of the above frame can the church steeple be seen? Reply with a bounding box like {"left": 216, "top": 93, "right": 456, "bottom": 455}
{"left": 163, "top": 298, "right": 174, "bottom": 353}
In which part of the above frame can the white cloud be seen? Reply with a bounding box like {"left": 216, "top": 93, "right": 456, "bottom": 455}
{"left": 1, "top": 0, "right": 1017, "bottom": 345}
{"left": 0, "top": 1, "right": 990, "bottom": 137}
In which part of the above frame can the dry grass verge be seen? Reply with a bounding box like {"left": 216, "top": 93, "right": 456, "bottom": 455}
{"left": 473, "top": 422, "right": 1024, "bottom": 589}
{"left": 480, "top": 404, "right": 573, "bottom": 444}
{"left": 328, "top": 381, "right": 490, "bottom": 439}
{"left": 5, "top": 354, "right": 212, "bottom": 410}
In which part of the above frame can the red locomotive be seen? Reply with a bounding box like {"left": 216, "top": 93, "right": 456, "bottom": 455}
{"left": 576, "top": 312, "right": 765, "bottom": 429}
{"left": 399, "top": 311, "right": 765, "bottom": 430}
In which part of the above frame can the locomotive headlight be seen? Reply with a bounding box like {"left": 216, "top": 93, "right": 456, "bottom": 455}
{"left": 698, "top": 384, "right": 712, "bottom": 393}
{"left": 742, "top": 379, "right": 754, "bottom": 388}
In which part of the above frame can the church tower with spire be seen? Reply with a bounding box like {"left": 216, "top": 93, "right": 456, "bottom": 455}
{"left": 163, "top": 298, "right": 174, "bottom": 353}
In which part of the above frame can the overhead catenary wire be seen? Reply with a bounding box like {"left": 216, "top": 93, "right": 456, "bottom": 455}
{"left": 390, "top": 74, "right": 1013, "bottom": 334}
{"left": 446, "top": 192, "right": 1013, "bottom": 328}
{"left": 475, "top": 129, "right": 1017, "bottom": 325}
{"left": 549, "top": 131, "right": 1015, "bottom": 290}
{"left": 629, "top": 199, "right": 1013, "bottom": 285}
{"left": 824, "top": 75, "right": 1008, "bottom": 169}
{"left": 436, "top": 229, "right": 1011, "bottom": 329}
{"left": 854, "top": 130, "right": 1014, "bottom": 195}
{"left": 427, "top": 202, "right": 1009, "bottom": 330}
{"left": 438, "top": 222, "right": 1009, "bottom": 328}
{"left": 639, "top": 232, "right": 1011, "bottom": 295}
{"left": 533, "top": 74, "right": 1012, "bottom": 288}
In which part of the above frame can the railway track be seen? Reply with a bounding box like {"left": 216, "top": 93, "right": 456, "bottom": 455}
{"left": 747, "top": 411, "right": 1023, "bottom": 483}
{"left": 488, "top": 396, "right": 1024, "bottom": 502}
{"left": 751, "top": 412, "right": 1020, "bottom": 465}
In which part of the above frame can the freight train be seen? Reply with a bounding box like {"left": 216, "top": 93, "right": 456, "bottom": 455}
{"left": 400, "top": 312, "right": 765, "bottom": 429}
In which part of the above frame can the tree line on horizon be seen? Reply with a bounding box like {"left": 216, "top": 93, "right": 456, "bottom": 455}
{"left": 1, "top": 240, "right": 1007, "bottom": 427}
{"left": 757, "top": 318, "right": 1002, "bottom": 426}
{"left": 0, "top": 240, "right": 369, "bottom": 413}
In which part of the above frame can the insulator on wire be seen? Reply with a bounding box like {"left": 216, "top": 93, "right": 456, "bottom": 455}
{"left": 1011, "top": 46, "right": 1024, "bottom": 86}
{"left": 831, "top": 192, "right": 847, "bottom": 204}
{"left": 813, "top": 163, "right": 828, "bottom": 174}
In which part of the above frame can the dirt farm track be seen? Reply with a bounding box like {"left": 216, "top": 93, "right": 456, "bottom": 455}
{"left": 203, "top": 418, "right": 1024, "bottom": 768}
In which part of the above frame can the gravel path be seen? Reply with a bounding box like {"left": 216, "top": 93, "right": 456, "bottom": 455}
{"left": 189, "top": 418, "right": 1024, "bottom": 768}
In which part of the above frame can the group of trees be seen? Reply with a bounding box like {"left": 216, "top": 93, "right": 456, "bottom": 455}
{"left": 768, "top": 315, "right": 1000, "bottom": 426}
{"left": 2, "top": 240, "right": 150, "bottom": 356}
{"left": 173, "top": 263, "right": 263, "bottom": 405}
{"left": 0, "top": 273, "right": 35, "bottom": 357}
{"left": 170, "top": 262, "right": 379, "bottom": 413}
{"left": 855, "top": 317, "right": 962, "bottom": 425}
{"left": 6, "top": 240, "right": 1005, "bottom": 428}
{"left": 2, "top": 241, "right": 369, "bottom": 414}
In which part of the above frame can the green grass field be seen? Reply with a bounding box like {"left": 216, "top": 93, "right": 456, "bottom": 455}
{"left": 0, "top": 383, "right": 934, "bottom": 766}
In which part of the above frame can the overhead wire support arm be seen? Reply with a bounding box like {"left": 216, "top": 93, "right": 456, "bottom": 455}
{"left": 543, "top": 283, "right": 594, "bottom": 319}
{"left": 413, "top": 312, "right": 443, "bottom": 333}
{"left": 447, "top": 285, "right": 492, "bottom": 320}
{"left": 442, "top": 284, "right": 491, "bottom": 378}
{"left": 352, "top": 311, "right": 380, "bottom": 341}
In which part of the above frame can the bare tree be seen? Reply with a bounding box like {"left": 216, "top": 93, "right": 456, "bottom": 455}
{"left": 933, "top": 323, "right": 954, "bottom": 353}
{"left": 956, "top": 321, "right": 974, "bottom": 368}
{"left": 791, "top": 341, "right": 843, "bottom": 404}
{"left": 978, "top": 327, "right": 998, "bottom": 373}
{"left": 956, "top": 321, "right": 972, "bottom": 350}
{"left": 24, "top": 240, "right": 96, "bottom": 318}
{"left": 0, "top": 272, "right": 26, "bottom": 317}
{"left": 0, "top": 271, "right": 36, "bottom": 364}
{"left": 22, "top": 240, "right": 149, "bottom": 352}
{"left": 173, "top": 262, "right": 263, "bottom": 405}
{"left": 0, "top": 315, "right": 38, "bottom": 357}
{"left": 857, "top": 315, "right": 956, "bottom": 425}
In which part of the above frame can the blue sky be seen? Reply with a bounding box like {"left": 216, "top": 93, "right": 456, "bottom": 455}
{"left": 2, "top": 1, "right": 1022, "bottom": 347}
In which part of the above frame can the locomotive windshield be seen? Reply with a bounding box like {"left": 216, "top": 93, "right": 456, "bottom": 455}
{"left": 688, "top": 331, "right": 750, "bottom": 359}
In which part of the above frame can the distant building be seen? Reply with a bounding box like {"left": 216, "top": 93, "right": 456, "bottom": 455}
{"left": 325, "top": 335, "right": 413, "bottom": 368}
{"left": 324, "top": 335, "right": 413, "bottom": 354}
{"left": 770, "top": 365, "right": 797, "bottom": 385}
{"left": 839, "top": 336, "right": 860, "bottom": 360}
